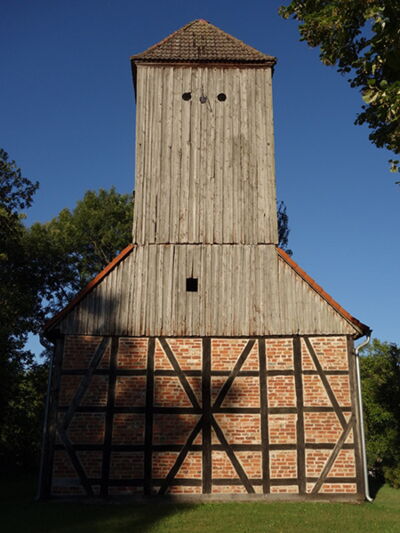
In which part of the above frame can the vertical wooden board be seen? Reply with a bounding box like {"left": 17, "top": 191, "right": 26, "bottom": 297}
{"left": 222, "top": 69, "right": 234, "bottom": 243}
{"left": 210, "top": 245, "right": 220, "bottom": 335}
{"left": 155, "top": 244, "right": 165, "bottom": 334}
{"left": 213, "top": 70, "right": 224, "bottom": 243}
{"left": 133, "top": 66, "right": 145, "bottom": 243}
{"left": 160, "top": 245, "right": 172, "bottom": 336}
{"left": 139, "top": 244, "right": 149, "bottom": 335}
{"left": 138, "top": 65, "right": 149, "bottom": 245}
{"left": 264, "top": 69, "right": 278, "bottom": 244}
{"left": 122, "top": 251, "right": 134, "bottom": 335}
{"left": 203, "top": 244, "right": 212, "bottom": 335}
{"left": 239, "top": 70, "right": 249, "bottom": 245}
{"left": 197, "top": 245, "right": 205, "bottom": 336}
{"left": 132, "top": 66, "right": 142, "bottom": 242}
{"left": 188, "top": 68, "right": 200, "bottom": 243}
{"left": 221, "top": 244, "right": 231, "bottom": 335}
{"left": 255, "top": 69, "right": 267, "bottom": 243}
{"left": 175, "top": 244, "right": 186, "bottom": 335}
{"left": 178, "top": 67, "right": 192, "bottom": 242}
{"left": 197, "top": 68, "right": 207, "bottom": 243}
{"left": 247, "top": 69, "right": 257, "bottom": 244}
{"left": 131, "top": 246, "right": 142, "bottom": 335}
{"left": 170, "top": 68, "right": 183, "bottom": 243}
{"left": 184, "top": 245, "right": 193, "bottom": 335}
{"left": 146, "top": 68, "right": 160, "bottom": 243}
{"left": 232, "top": 245, "right": 242, "bottom": 334}
{"left": 192, "top": 245, "right": 202, "bottom": 335}
{"left": 142, "top": 67, "right": 154, "bottom": 244}
{"left": 171, "top": 243, "right": 180, "bottom": 334}
{"left": 242, "top": 245, "right": 251, "bottom": 335}
{"left": 158, "top": 68, "right": 174, "bottom": 243}
{"left": 231, "top": 69, "right": 240, "bottom": 244}
{"left": 205, "top": 69, "right": 216, "bottom": 244}
{"left": 108, "top": 261, "right": 119, "bottom": 334}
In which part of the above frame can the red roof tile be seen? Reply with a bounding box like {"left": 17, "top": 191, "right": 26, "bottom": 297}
{"left": 131, "top": 19, "right": 275, "bottom": 65}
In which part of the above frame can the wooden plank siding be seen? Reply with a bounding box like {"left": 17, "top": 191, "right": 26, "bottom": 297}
{"left": 133, "top": 65, "right": 278, "bottom": 245}
{"left": 58, "top": 245, "right": 359, "bottom": 337}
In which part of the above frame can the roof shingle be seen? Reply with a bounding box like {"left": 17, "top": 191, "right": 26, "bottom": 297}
{"left": 131, "top": 19, "right": 275, "bottom": 65}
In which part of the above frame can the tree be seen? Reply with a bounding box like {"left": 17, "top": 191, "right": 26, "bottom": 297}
{"left": 29, "top": 187, "right": 134, "bottom": 316}
{"left": 279, "top": 1, "right": 400, "bottom": 172}
{"left": 277, "top": 201, "right": 292, "bottom": 255}
{"left": 360, "top": 339, "right": 400, "bottom": 487}
{"left": 0, "top": 149, "right": 44, "bottom": 471}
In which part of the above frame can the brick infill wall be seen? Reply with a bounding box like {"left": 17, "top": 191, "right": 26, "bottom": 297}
{"left": 49, "top": 335, "right": 362, "bottom": 498}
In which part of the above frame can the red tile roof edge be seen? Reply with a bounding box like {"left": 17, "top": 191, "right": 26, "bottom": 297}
{"left": 43, "top": 244, "right": 135, "bottom": 335}
{"left": 277, "top": 247, "right": 371, "bottom": 337}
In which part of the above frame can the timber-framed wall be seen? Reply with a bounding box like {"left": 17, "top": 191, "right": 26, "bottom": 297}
{"left": 39, "top": 334, "right": 365, "bottom": 500}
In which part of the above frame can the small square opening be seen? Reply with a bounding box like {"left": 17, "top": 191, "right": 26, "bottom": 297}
{"left": 186, "top": 277, "right": 198, "bottom": 292}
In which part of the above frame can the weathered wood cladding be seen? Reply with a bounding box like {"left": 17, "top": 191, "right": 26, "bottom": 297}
{"left": 133, "top": 65, "right": 278, "bottom": 245}
{"left": 57, "top": 245, "right": 359, "bottom": 337}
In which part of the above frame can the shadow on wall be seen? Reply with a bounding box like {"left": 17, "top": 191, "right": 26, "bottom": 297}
{"left": 48, "top": 289, "right": 209, "bottom": 532}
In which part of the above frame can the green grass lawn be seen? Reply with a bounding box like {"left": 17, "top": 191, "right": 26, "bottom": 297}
{"left": 1, "top": 475, "right": 400, "bottom": 533}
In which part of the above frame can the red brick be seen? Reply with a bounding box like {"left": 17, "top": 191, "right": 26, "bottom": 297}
{"left": 115, "top": 376, "right": 146, "bottom": 407}
{"left": 266, "top": 339, "right": 294, "bottom": 370}
{"left": 267, "top": 375, "right": 296, "bottom": 407}
{"left": 117, "top": 338, "right": 148, "bottom": 369}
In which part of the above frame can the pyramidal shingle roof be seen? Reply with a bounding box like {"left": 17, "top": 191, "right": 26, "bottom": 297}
{"left": 131, "top": 19, "right": 275, "bottom": 65}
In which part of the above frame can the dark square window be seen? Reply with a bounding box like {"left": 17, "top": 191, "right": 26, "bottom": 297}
{"left": 186, "top": 278, "right": 198, "bottom": 292}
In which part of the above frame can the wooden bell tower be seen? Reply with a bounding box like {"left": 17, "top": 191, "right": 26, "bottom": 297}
{"left": 41, "top": 20, "right": 370, "bottom": 501}
{"left": 130, "top": 19, "right": 279, "bottom": 337}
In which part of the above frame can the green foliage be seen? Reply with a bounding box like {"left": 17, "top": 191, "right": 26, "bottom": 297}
{"left": 279, "top": 1, "right": 400, "bottom": 171}
{"left": 360, "top": 338, "right": 400, "bottom": 487}
{"left": 0, "top": 148, "right": 133, "bottom": 472}
{"left": 28, "top": 187, "right": 133, "bottom": 315}
{"left": 0, "top": 149, "right": 45, "bottom": 472}
{"left": 0, "top": 363, "right": 48, "bottom": 472}
{"left": 277, "top": 201, "right": 292, "bottom": 255}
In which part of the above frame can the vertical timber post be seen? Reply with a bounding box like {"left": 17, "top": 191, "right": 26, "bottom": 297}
{"left": 294, "top": 335, "right": 306, "bottom": 494}
{"left": 144, "top": 337, "right": 155, "bottom": 495}
{"left": 202, "top": 338, "right": 212, "bottom": 493}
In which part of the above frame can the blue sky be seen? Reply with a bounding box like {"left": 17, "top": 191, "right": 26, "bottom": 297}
{"left": 1, "top": 0, "right": 399, "bottom": 353}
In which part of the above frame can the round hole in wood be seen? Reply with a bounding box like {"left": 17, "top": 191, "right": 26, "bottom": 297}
{"left": 217, "top": 93, "right": 227, "bottom": 102}
{"left": 199, "top": 95, "right": 207, "bottom": 104}
{"left": 182, "top": 92, "right": 191, "bottom": 101}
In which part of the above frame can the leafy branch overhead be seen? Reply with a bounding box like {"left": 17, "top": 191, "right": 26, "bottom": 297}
{"left": 279, "top": 1, "right": 400, "bottom": 172}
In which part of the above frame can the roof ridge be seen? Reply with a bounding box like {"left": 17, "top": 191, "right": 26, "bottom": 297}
{"left": 276, "top": 247, "right": 370, "bottom": 337}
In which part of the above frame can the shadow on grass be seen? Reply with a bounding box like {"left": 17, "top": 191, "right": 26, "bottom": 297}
{"left": 1, "top": 473, "right": 195, "bottom": 533}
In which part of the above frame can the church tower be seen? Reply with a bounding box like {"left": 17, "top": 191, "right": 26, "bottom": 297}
{"left": 129, "top": 19, "right": 280, "bottom": 337}
{"left": 40, "top": 20, "right": 370, "bottom": 500}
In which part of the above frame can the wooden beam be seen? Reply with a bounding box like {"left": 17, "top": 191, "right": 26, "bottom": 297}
{"left": 144, "top": 338, "right": 155, "bottom": 496}
{"left": 202, "top": 338, "right": 212, "bottom": 493}
{"left": 258, "top": 338, "right": 270, "bottom": 494}
{"left": 100, "top": 337, "right": 118, "bottom": 497}
{"left": 294, "top": 336, "right": 306, "bottom": 494}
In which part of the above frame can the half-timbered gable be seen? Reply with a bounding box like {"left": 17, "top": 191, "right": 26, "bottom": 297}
{"left": 39, "top": 20, "right": 370, "bottom": 501}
